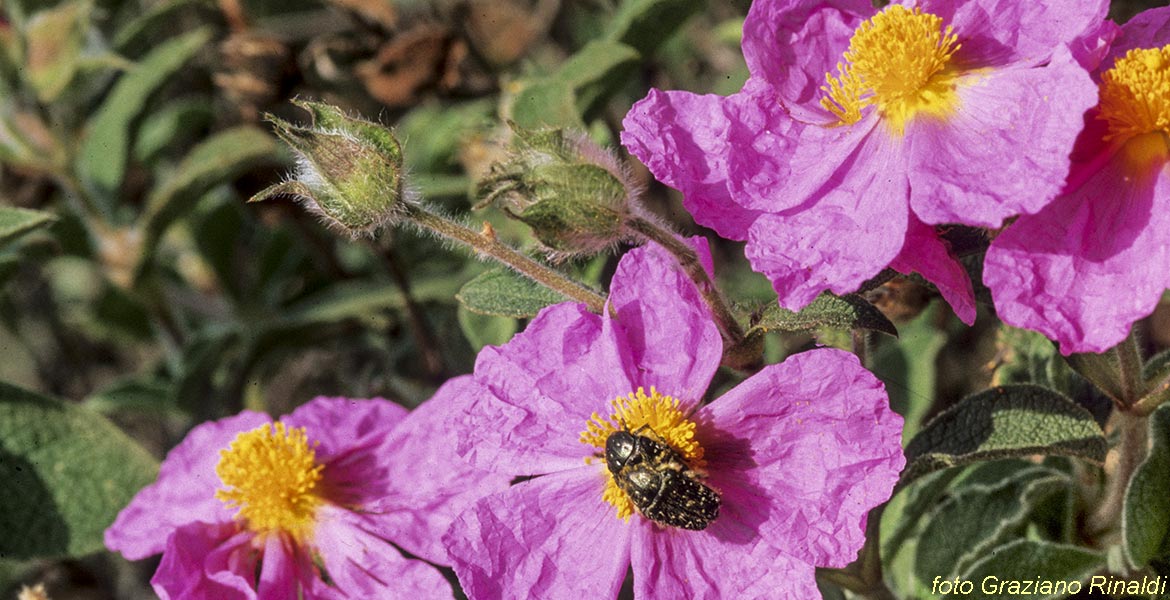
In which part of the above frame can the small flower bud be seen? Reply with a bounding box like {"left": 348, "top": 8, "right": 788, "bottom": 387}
{"left": 250, "top": 100, "right": 407, "bottom": 236}
{"left": 476, "top": 123, "right": 641, "bottom": 261}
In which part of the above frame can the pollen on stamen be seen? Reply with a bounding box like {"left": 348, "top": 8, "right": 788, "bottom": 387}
{"left": 579, "top": 387, "right": 705, "bottom": 520}
{"left": 1099, "top": 46, "right": 1170, "bottom": 144}
{"left": 216, "top": 422, "right": 325, "bottom": 542}
{"left": 820, "top": 5, "right": 962, "bottom": 131}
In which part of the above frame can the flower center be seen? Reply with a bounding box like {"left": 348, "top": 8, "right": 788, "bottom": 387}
{"left": 820, "top": 5, "right": 961, "bottom": 134}
{"left": 216, "top": 422, "right": 324, "bottom": 542}
{"left": 1098, "top": 45, "right": 1170, "bottom": 170}
{"left": 579, "top": 387, "right": 705, "bottom": 521}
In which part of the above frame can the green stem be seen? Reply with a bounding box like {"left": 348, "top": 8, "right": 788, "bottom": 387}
{"left": 626, "top": 217, "right": 746, "bottom": 349}
{"left": 1087, "top": 411, "right": 1148, "bottom": 539}
{"left": 402, "top": 203, "right": 607, "bottom": 314}
{"left": 1133, "top": 379, "right": 1170, "bottom": 416}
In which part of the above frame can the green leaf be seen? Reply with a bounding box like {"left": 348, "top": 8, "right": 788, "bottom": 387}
{"left": 456, "top": 267, "right": 566, "bottom": 318}
{"left": 510, "top": 40, "right": 640, "bottom": 128}
{"left": 874, "top": 305, "right": 945, "bottom": 442}
{"left": 76, "top": 27, "right": 212, "bottom": 199}
{"left": 85, "top": 377, "right": 174, "bottom": 415}
{"left": 605, "top": 0, "right": 703, "bottom": 56}
{"left": 882, "top": 468, "right": 963, "bottom": 561}
{"left": 748, "top": 292, "right": 897, "bottom": 336}
{"left": 0, "top": 206, "right": 55, "bottom": 246}
{"left": 23, "top": 0, "right": 91, "bottom": 102}
{"left": 1125, "top": 404, "right": 1170, "bottom": 567}
{"left": 133, "top": 96, "right": 214, "bottom": 163}
{"left": 902, "top": 384, "right": 1107, "bottom": 483}
{"left": 915, "top": 467, "right": 1066, "bottom": 584}
{"left": 951, "top": 540, "right": 1103, "bottom": 599}
{"left": 458, "top": 305, "right": 518, "bottom": 351}
{"left": 0, "top": 382, "right": 159, "bottom": 559}
{"left": 138, "top": 125, "right": 282, "bottom": 272}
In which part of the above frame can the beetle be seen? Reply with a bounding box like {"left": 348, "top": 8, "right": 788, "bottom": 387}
{"left": 604, "top": 426, "right": 720, "bottom": 531}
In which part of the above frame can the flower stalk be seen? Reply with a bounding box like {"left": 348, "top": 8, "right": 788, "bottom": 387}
{"left": 402, "top": 202, "right": 607, "bottom": 314}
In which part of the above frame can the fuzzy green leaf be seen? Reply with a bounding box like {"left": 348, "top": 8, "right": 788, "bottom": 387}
{"left": 510, "top": 40, "right": 639, "bottom": 128}
{"left": 0, "top": 206, "right": 55, "bottom": 246}
{"left": 902, "top": 384, "right": 1107, "bottom": 483}
{"left": 749, "top": 292, "right": 897, "bottom": 336}
{"left": 1125, "top": 403, "right": 1170, "bottom": 567}
{"left": 915, "top": 467, "right": 1066, "bottom": 584}
{"left": 951, "top": 540, "right": 1103, "bottom": 599}
{"left": 76, "top": 27, "right": 212, "bottom": 199}
{"left": 456, "top": 267, "right": 566, "bottom": 318}
{"left": 0, "top": 382, "right": 159, "bottom": 559}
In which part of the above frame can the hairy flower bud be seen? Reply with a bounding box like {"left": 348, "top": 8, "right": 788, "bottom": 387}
{"left": 250, "top": 100, "right": 407, "bottom": 236}
{"left": 476, "top": 123, "right": 641, "bottom": 261}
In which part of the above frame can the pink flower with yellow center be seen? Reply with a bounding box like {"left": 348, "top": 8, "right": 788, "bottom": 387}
{"left": 442, "top": 239, "right": 905, "bottom": 598}
{"left": 985, "top": 7, "right": 1170, "bottom": 354}
{"left": 104, "top": 389, "right": 510, "bottom": 599}
{"left": 622, "top": 0, "right": 1109, "bottom": 324}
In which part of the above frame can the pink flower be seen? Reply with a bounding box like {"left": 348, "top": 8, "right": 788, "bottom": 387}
{"left": 985, "top": 7, "right": 1170, "bottom": 355}
{"left": 442, "top": 240, "right": 905, "bottom": 598}
{"left": 622, "top": 0, "right": 1110, "bottom": 324}
{"left": 105, "top": 386, "right": 510, "bottom": 599}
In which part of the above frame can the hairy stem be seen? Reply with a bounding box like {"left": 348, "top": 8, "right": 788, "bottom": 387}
{"left": 1087, "top": 411, "right": 1148, "bottom": 539}
{"left": 402, "top": 203, "right": 607, "bottom": 313}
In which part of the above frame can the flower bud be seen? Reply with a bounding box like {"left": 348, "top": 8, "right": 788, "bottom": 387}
{"left": 250, "top": 100, "right": 406, "bottom": 236}
{"left": 476, "top": 123, "right": 640, "bottom": 261}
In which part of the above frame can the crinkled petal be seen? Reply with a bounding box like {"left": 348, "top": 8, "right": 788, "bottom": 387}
{"left": 920, "top": 0, "right": 1109, "bottom": 67}
{"left": 723, "top": 78, "right": 814, "bottom": 213}
{"left": 256, "top": 535, "right": 297, "bottom": 600}
{"left": 462, "top": 303, "right": 630, "bottom": 474}
{"left": 444, "top": 469, "right": 632, "bottom": 600}
{"left": 746, "top": 127, "right": 909, "bottom": 310}
{"left": 631, "top": 519, "right": 820, "bottom": 599}
{"left": 106, "top": 411, "right": 270, "bottom": 559}
{"left": 985, "top": 151, "right": 1170, "bottom": 355}
{"left": 889, "top": 216, "right": 977, "bottom": 324}
{"left": 695, "top": 348, "right": 904, "bottom": 568}
{"left": 284, "top": 397, "right": 407, "bottom": 507}
{"left": 311, "top": 505, "right": 453, "bottom": 599}
{"left": 151, "top": 522, "right": 257, "bottom": 600}
{"left": 1104, "top": 6, "right": 1170, "bottom": 66}
{"left": 907, "top": 48, "right": 1098, "bottom": 228}
{"left": 742, "top": 0, "right": 872, "bottom": 109}
{"left": 373, "top": 376, "right": 512, "bottom": 564}
{"left": 621, "top": 88, "right": 763, "bottom": 240}
{"left": 606, "top": 239, "right": 721, "bottom": 404}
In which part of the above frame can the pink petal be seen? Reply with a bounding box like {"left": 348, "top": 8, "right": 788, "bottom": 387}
{"left": 745, "top": 127, "right": 910, "bottom": 310}
{"left": 621, "top": 88, "right": 763, "bottom": 240}
{"left": 372, "top": 376, "right": 512, "bottom": 564}
{"left": 630, "top": 519, "right": 821, "bottom": 599}
{"left": 256, "top": 535, "right": 297, "bottom": 600}
{"left": 985, "top": 151, "right": 1170, "bottom": 354}
{"left": 311, "top": 505, "right": 454, "bottom": 599}
{"left": 906, "top": 48, "right": 1098, "bottom": 228}
{"left": 723, "top": 79, "right": 817, "bottom": 212}
{"left": 1105, "top": 6, "right": 1170, "bottom": 66}
{"left": 444, "top": 469, "right": 632, "bottom": 600}
{"left": 742, "top": 0, "right": 872, "bottom": 110}
{"left": 106, "top": 411, "right": 270, "bottom": 559}
{"left": 889, "top": 217, "right": 977, "bottom": 324}
{"left": 151, "top": 522, "right": 257, "bottom": 600}
{"left": 920, "top": 0, "right": 1109, "bottom": 67}
{"left": 461, "top": 303, "right": 630, "bottom": 474}
{"left": 696, "top": 348, "right": 905, "bottom": 568}
{"left": 607, "top": 239, "right": 721, "bottom": 404}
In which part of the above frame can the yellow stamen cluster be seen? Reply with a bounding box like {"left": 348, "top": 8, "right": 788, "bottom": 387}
{"left": 580, "top": 387, "right": 705, "bottom": 520}
{"left": 821, "top": 5, "right": 961, "bottom": 133}
{"left": 1099, "top": 45, "right": 1170, "bottom": 151}
{"left": 215, "top": 422, "right": 324, "bottom": 542}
